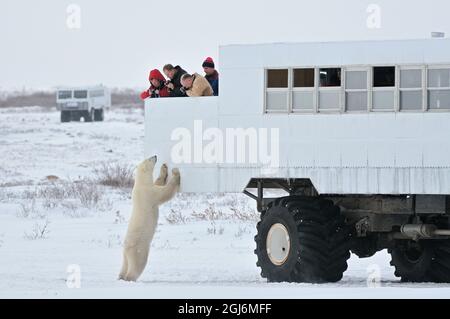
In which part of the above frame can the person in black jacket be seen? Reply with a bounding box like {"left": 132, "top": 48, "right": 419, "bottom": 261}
{"left": 163, "top": 64, "right": 188, "bottom": 97}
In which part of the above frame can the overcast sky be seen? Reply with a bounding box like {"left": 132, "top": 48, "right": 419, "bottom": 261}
{"left": 1, "top": 0, "right": 449, "bottom": 91}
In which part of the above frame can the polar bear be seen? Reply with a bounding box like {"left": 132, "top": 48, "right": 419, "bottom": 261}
{"left": 119, "top": 156, "right": 180, "bottom": 282}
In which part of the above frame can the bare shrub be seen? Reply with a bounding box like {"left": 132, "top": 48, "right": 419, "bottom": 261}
{"left": 207, "top": 220, "right": 225, "bottom": 235}
{"left": 166, "top": 209, "right": 188, "bottom": 225}
{"left": 235, "top": 225, "right": 252, "bottom": 238}
{"left": 24, "top": 220, "right": 50, "bottom": 240}
{"left": 230, "top": 205, "right": 259, "bottom": 222}
{"left": 69, "top": 180, "right": 102, "bottom": 208}
{"left": 106, "top": 233, "right": 122, "bottom": 248}
{"left": 114, "top": 211, "right": 126, "bottom": 224}
{"left": 38, "top": 183, "right": 66, "bottom": 209}
{"left": 18, "top": 198, "right": 38, "bottom": 218}
{"left": 191, "top": 205, "right": 225, "bottom": 221}
{"left": 93, "top": 162, "right": 134, "bottom": 188}
{"left": 38, "top": 179, "right": 102, "bottom": 210}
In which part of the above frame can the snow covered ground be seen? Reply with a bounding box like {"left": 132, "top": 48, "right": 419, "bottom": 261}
{"left": 0, "top": 107, "right": 449, "bottom": 299}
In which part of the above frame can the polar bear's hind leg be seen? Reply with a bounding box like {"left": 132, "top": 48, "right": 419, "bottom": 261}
{"left": 124, "top": 248, "right": 149, "bottom": 282}
{"left": 118, "top": 253, "right": 129, "bottom": 280}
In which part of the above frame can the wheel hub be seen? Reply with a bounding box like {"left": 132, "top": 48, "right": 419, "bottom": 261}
{"left": 266, "top": 223, "right": 291, "bottom": 266}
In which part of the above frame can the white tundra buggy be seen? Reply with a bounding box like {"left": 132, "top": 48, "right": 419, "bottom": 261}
{"left": 145, "top": 38, "right": 450, "bottom": 283}
{"left": 56, "top": 85, "right": 111, "bottom": 123}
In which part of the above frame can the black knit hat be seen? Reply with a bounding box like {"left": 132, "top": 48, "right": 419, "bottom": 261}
{"left": 202, "top": 57, "right": 215, "bottom": 68}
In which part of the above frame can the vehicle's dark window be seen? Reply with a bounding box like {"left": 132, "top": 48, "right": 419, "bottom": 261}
{"left": 294, "top": 68, "right": 315, "bottom": 87}
{"left": 267, "top": 69, "right": 288, "bottom": 88}
{"left": 58, "top": 91, "right": 72, "bottom": 99}
{"left": 74, "top": 90, "right": 88, "bottom": 99}
{"left": 319, "top": 68, "right": 341, "bottom": 87}
{"left": 373, "top": 66, "right": 395, "bottom": 87}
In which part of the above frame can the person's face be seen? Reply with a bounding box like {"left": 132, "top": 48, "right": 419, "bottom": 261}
{"left": 164, "top": 69, "right": 175, "bottom": 79}
{"left": 203, "top": 67, "right": 215, "bottom": 75}
{"left": 150, "top": 78, "right": 161, "bottom": 87}
{"left": 181, "top": 77, "right": 192, "bottom": 89}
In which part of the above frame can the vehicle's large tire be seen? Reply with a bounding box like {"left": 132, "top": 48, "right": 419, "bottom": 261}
{"left": 61, "top": 111, "right": 71, "bottom": 123}
{"left": 389, "top": 240, "right": 450, "bottom": 283}
{"left": 94, "top": 109, "right": 104, "bottom": 122}
{"left": 84, "top": 110, "right": 93, "bottom": 122}
{"left": 72, "top": 113, "right": 81, "bottom": 122}
{"left": 254, "top": 196, "right": 351, "bottom": 283}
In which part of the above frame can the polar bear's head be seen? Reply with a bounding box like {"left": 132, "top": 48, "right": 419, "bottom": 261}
{"left": 135, "top": 156, "right": 157, "bottom": 185}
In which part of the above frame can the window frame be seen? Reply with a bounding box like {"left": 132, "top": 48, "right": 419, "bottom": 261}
{"left": 264, "top": 68, "right": 291, "bottom": 113}
{"left": 344, "top": 67, "right": 370, "bottom": 113}
{"left": 398, "top": 65, "right": 425, "bottom": 112}
{"left": 291, "top": 67, "right": 316, "bottom": 113}
{"left": 73, "top": 90, "right": 88, "bottom": 99}
{"left": 370, "top": 65, "right": 397, "bottom": 112}
{"left": 317, "top": 66, "right": 342, "bottom": 113}
{"left": 426, "top": 64, "right": 450, "bottom": 112}
{"left": 263, "top": 64, "right": 450, "bottom": 115}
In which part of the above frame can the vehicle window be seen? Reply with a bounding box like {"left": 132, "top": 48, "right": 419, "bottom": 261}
{"left": 319, "top": 68, "right": 341, "bottom": 87}
{"left": 74, "top": 90, "right": 88, "bottom": 99}
{"left": 373, "top": 67, "right": 395, "bottom": 87}
{"left": 345, "top": 70, "right": 368, "bottom": 111}
{"left": 428, "top": 68, "right": 450, "bottom": 110}
{"left": 293, "top": 69, "right": 314, "bottom": 88}
{"left": 90, "top": 90, "right": 105, "bottom": 98}
{"left": 266, "top": 69, "right": 289, "bottom": 111}
{"left": 267, "top": 69, "right": 288, "bottom": 88}
{"left": 400, "top": 69, "right": 423, "bottom": 111}
{"left": 58, "top": 91, "right": 72, "bottom": 99}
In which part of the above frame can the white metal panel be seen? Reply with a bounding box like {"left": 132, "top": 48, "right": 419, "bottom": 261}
{"left": 340, "top": 141, "right": 368, "bottom": 168}
{"left": 367, "top": 141, "right": 396, "bottom": 167}
{"left": 221, "top": 39, "right": 450, "bottom": 70}
{"left": 218, "top": 68, "right": 264, "bottom": 115}
{"left": 394, "top": 140, "right": 423, "bottom": 167}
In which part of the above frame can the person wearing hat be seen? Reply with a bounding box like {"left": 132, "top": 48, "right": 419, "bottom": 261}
{"left": 140, "top": 69, "right": 170, "bottom": 100}
{"left": 202, "top": 57, "right": 219, "bottom": 96}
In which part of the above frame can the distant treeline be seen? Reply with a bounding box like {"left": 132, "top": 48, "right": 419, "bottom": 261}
{"left": 0, "top": 89, "right": 144, "bottom": 108}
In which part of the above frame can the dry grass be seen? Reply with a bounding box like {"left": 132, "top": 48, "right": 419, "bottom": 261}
{"left": 24, "top": 220, "right": 50, "bottom": 240}
{"left": 38, "top": 179, "right": 103, "bottom": 209}
{"left": 93, "top": 162, "right": 134, "bottom": 189}
{"left": 166, "top": 209, "right": 188, "bottom": 225}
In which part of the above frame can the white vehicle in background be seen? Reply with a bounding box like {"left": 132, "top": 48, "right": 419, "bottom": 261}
{"left": 146, "top": 38, "right": 450, "bottom": 284}
{"left": 56, "top": 85, "right": 111, "bottom": 123}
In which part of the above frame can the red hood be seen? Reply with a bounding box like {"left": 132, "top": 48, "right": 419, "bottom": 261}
{"left": 149, "top": 69, "right": 166, "bottom": 82}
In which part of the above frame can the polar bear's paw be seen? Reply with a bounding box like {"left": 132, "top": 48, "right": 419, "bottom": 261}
{"left": 155, "top": 164, "right": 168, "bottom": 186}
{"left": 172, "top": 168, "right": 181, "bottom": 184}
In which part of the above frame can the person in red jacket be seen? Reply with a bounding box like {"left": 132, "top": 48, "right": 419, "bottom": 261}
{"left": 140, "top": 69, "right": 170, "bottom": 100}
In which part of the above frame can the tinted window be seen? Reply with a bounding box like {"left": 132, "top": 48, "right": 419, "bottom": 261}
{"left": 267, "top": 69, "right": 288, "bottom": 88}
{"left": 319, "top": 68, "right": 341, "bottom": 87}
{"left": 58, "top": 91, "right": 72, "bottom": 99}
{"left": 74, "top": 90, "right": 88, "bottom": 99}
{"left": 293, "top": 69, "right": 315, "bottom": 87}
{"left": 373, "top": 67, "right": 395, "bottom": 87}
